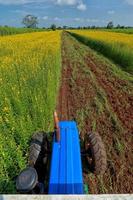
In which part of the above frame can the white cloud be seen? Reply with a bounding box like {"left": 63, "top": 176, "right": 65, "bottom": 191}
{"left": 54, "top": 17, "right": 61, "bottom": 21}
{"left": 42, "top": 16, "right": 48, "bottom": 20}
{"left": 86, "top": 18, "right": 99, "bottom": 23}
{"left": 77, "top": 2, "right": 86, "bottom": 11}
{"left": 0, "top": 0, "right": 87, "bottom": 11}
{"left": 11, "top": 9, "right": 29, "bottom": 15}
{"left": 108, "top": 10, "right": 115, "bottom": 15}
{"left": 0, "top": 0, "right": 51, "bottom": 5}
{"left": 56, "top": 0, "right": 87, "bottom": 11}
{"left": 125, "top": 0, "right": 133, "bottom": 5}
{"left": 0, "top": 0, "right": 36, "bottom": 4}
{"left": 74, "top": 17, "right": 81, "bottom": 21}
{"left": 56, "top": 0, "right": 77, "bottom": 5}
{"left": 74, "top": 17, "right": 85, "bottom": 22}
{"left": 101, "top": 19, "right": 107, "bottom": 23}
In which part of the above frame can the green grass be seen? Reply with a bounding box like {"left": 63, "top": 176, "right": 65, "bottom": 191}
{"left": 0, "top": 26, "right": 45, "bottom": 36}
{"left": 73, "top": 28, "right": 133, "bottom": 34}
{"left": 103, "top": 28, "right": 133, "bottom": 34}
{"left": 69, "top": 32, "right": 133, "bottom": 74}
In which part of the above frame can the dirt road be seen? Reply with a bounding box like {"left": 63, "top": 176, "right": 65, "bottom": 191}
{"left": 57, "top": 32, "right": 133, "bottom": 194}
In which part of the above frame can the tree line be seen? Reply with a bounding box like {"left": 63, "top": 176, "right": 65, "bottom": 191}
{"left": 2, "top": 15, "right": 132, "bottom": 31}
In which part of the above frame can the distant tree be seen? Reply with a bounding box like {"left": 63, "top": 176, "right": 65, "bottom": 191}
{"left": 69, "top": 26, "right": 74, "bottom": 30}
{"left": 63, "top": 25, "right": 68, "bottom": 30}
{"left": 116, "top": 24, "right": 121, "bottom": 29}
{"left": 22, "top": 15, "right": 38, "bottom": 28}
{"left": 50, "top": 24, "right": 56, "bottom": 31}
{"left": 116, "top": 24, "right": 125, "bottom": 29}
{"left": 91, "top": 25, "right": 96, "bottom": 29}
{"left": 107, "top": 21, "right": 114, "bottom": 29}
{"left": 57, "top": 26, "right": 62, "bottom": 30}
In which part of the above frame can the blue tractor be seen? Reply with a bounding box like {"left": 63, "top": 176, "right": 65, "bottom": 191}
{"left": 16, "top": 112, "right": 107, "bottom": 194}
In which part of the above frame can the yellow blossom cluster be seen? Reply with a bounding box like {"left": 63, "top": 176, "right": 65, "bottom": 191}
{"left": 0, "top": 31, "right": 62, "bottom": 192}
{"left": 71, "top": 30, "right": 133, "bottom": 48}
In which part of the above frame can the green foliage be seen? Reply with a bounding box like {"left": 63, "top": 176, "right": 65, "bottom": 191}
{"left": 0, "top": 26, "right": 45, "bottom": 36}
{"left": 104, "top": 28, "right": 133, "bottom": 34}
{"left": 84, "top": 184, "right": 89, "bottom": 194}
{"left": 107, "top": 21, "right": 114, "bottom": 29}
{"left": 22, "top": 15, "right": 38, "bottom": 28}
{"left": 50, "top": 24, "right": 56, "bottom": 31}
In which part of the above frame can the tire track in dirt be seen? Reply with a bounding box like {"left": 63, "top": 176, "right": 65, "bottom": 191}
{"left": 57, "top": 61, "right": 72, "bottom": 121}
{"left": 57, "top": 32, "right": 133, "bottom": 194}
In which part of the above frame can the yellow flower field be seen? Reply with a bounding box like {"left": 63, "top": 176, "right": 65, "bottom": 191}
{"left": 0, "top": 31, "right": 61, "bottom": 193}
{"left": 71, "top": 30, "right": 133, "bottom": 48}
{"left": 70, "top": 30, "right": 133, "bottom": 73}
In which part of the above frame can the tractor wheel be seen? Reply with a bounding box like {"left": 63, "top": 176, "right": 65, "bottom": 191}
{"left": 28, "top": 131, "right": 48, "bottom": 167}
{"left": 84, "top": 132, "right": 107, "bottom": 175}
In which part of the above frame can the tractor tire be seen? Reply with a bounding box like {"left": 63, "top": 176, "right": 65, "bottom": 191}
{"left": 28, "top": 131, "right": 48, "bottom": 167}
{"left": 84, "top": 132, "right": 107, "bottom": 175}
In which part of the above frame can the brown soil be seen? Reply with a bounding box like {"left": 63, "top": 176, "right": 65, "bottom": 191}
{"left": 57, "top": 32, "right": 133, "bottom": 194}
{"left": 85, "top": 56, "right": 133, "bottom": 132}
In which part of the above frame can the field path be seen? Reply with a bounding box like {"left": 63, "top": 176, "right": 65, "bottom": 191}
{"left": 57, "top": 32, "right": 133, "bottom": 194}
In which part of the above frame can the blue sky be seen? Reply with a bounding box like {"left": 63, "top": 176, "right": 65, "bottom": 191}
{"left": 0, "top": 0, "right": 133, "bottom": 27}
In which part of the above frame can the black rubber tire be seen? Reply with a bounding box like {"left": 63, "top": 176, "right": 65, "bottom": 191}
{"left": 85, "top": 132, "right": 107, "bottom": 175}
{"left": 28, "top": 131, "right": 47, "bottom": 167}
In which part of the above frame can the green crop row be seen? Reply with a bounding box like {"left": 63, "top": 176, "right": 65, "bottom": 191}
{"left": 104, "top": 28, "right": 133, "bottom": 34}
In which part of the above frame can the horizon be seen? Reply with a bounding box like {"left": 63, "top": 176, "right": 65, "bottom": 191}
{"left": 0, "top": 0, "right": 133, "bottom": 28}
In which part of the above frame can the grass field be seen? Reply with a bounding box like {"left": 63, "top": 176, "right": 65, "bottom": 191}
{"left": 70, "top": 30, "right": 133, "bottom": 74}
{"left": 0, "top": 31, "right": 61, "bottom": 193}
{"left": 104, "top": 28, "right": 133, "bottom": 34}
{"left": 0, "top": 26, "right": 45, "bottom": 36}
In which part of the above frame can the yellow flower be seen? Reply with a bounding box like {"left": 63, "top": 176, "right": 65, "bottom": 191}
{"left": 71, "top": 30, "right": 133, "bottom": 49}
{"left": 11, "top": 127, "right": 15, "bottom": 131}
{"left": 5, "top": 118, "right": 9, "bottom": 123}
{"left": 3, "top": 107, "right": 9, "bottom": 113}
{"left": 0, "top": 116, "right": 2, "bottom": 123}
